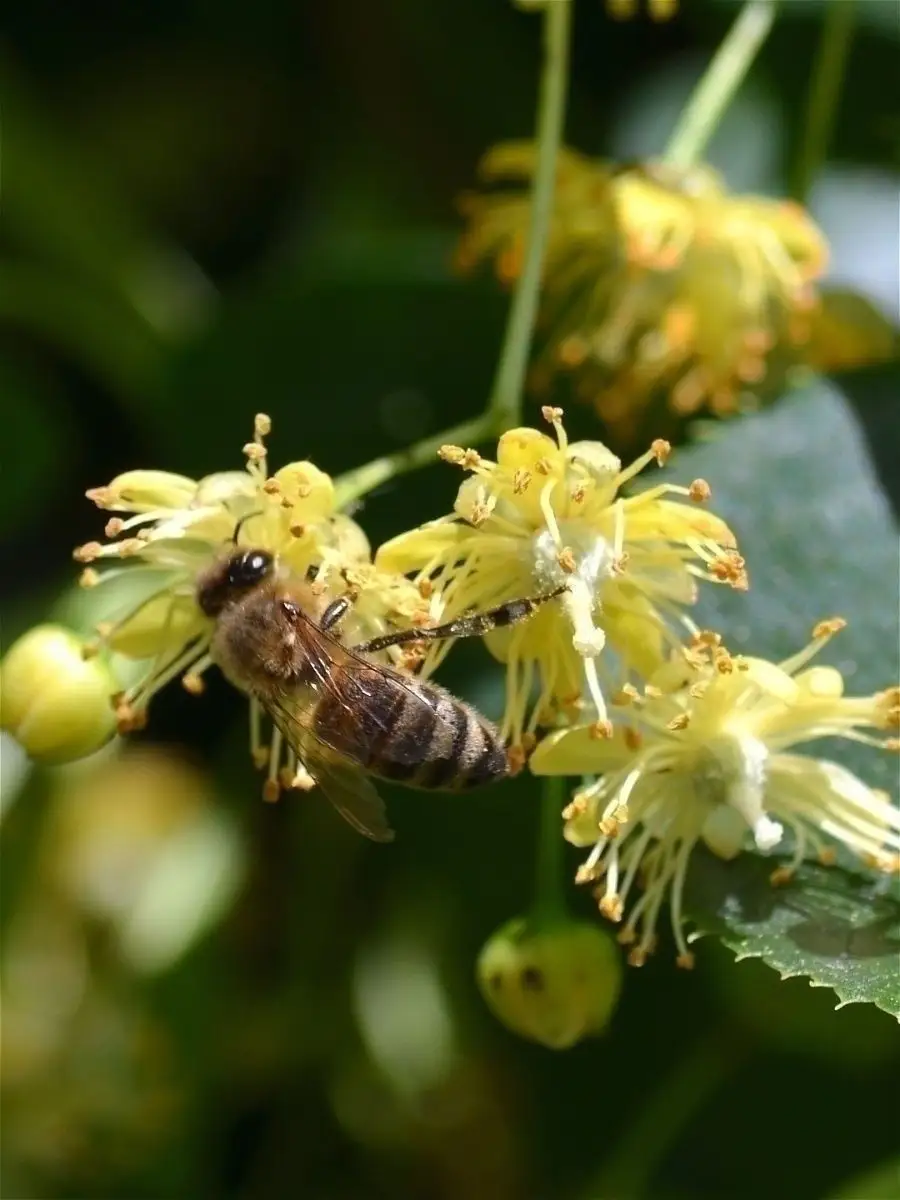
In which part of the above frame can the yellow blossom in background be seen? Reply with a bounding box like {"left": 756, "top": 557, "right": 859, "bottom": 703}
{"left": 530, "top": 622, "right": 900, "bottom": 968}
{"left": 605, "top": 0, "right": 678, "bottom": 20}
{"left": 376, "top": 408, "right": 744, "bottom": 760}
{"left": 456, "top": 145, "right": 830, "bottom": 449}
{"left": 70, "top": 415, "right": 428, "bottom": 795}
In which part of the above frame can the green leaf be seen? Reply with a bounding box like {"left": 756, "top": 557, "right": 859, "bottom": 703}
{"left": 686, "top": 847, "right": 900, "bottom": 1020}
{"left": 828, "top": 1156, "right": 900, "bottom": 1200}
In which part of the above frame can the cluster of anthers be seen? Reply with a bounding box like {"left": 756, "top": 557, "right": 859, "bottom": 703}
{"left": 377, "top": 404, "right": 746, "bottom": 766}
{"left": 73, "top": 414, "right": 431, "bottom": 801}
{"left": 456, "top": 145, "right": 830, "bottom": 446}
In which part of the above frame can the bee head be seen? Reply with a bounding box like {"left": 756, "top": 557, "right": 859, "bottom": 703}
{"left": 197, "top": 548, "right": 275, "bottom": 617}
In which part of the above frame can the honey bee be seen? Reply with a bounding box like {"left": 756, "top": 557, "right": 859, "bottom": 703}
{"left": 196, "top": 545, "right": 563, "bottom": 842}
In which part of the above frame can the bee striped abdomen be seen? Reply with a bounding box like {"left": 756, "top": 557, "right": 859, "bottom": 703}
{"left": 312, "top": 665, "right": 508, "bottom": 791}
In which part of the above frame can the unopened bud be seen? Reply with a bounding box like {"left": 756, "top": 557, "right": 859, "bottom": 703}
{"left": 0, "top": 625, "right": 118, "bottom": 762}
{"left": 476, "top": 916, "right": 622, "bottom": 1049}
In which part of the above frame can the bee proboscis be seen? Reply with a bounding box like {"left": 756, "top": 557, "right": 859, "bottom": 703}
{"left": 196, "top": 547, "right": 563, "bottom": 842}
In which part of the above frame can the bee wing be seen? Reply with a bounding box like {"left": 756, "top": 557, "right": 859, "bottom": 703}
{"left": 263, "top": 683, "right": 395, "bottom": 843}
{"left": 296, "top": 738, "right": 395, "bottom": 844}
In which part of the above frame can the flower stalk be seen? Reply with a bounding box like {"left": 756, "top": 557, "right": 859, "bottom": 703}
{"left": 534, "top": 774, "right": 569, "bottom": 923}
{"left": 664, "top": 0, "right": 778, "bottom": 170}
{"left": 488, "top": 0, "right": 573, "bottom": 432}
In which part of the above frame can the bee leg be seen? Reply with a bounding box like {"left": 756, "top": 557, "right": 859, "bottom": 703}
{"left": 353, "top": 586, "right": 566, "bottom": 654}
{"left": 321, "top": 594, "right": 355, "bottom": 632}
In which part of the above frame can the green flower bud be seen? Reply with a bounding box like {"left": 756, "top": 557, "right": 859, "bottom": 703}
{"left": 477, "top": 916, "right": 622, "bottom": 1049}
{"left": 0, "top": 625, "right": 118, "bottom": 763}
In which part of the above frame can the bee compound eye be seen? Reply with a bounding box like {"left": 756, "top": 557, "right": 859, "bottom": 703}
{"left": 228, "top": 550, "right": 273, "bottom": 587}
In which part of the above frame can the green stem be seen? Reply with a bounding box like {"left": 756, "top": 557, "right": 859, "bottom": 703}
{"left": 587, "top": 1027, "right": 746, "bottom": 1199}
{"left": 333, "top": 411, "right": 495, "bottom": 509}
{"left": 790, "top": 0, "right": 856, "bottom": 203}
{"left": 663, "top": 0, "right": 777, "bottom": 170}
{"left": 533, "top": 774, "right": 569, "bottom": 924}
{"left": 488, "top": 0, "right": 573, "bottom": 433}
{"left": 336, "top": 0, "right": 573, "bottom": 509}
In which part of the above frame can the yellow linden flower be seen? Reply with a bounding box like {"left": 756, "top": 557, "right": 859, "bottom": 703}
{"left": 375, "top": 408, "right": 744, "bottom": 759}
{"left": 456, "top": 146, "right": 829, "bottom": 448}
{"left": 72, "top": 415, "right": 428, "bottom": 797}
{"left": 530, "top": 622, "right": 900, "bottom": 968}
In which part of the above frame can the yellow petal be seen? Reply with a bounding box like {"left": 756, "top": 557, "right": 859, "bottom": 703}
{"left": 109, "top": 594, "right": 208, "bottom": 660}
{"left": 496, "top": 427, "right": 560, "bottom": 472}
{"left": 794, "top": 665, "right": 844, "bottom": 699}
{"left": 567, "top": 440, "right": 621, "bottom": 483}
{"left": 193, "top": 471, "right": 256, "bottom": 509}
{"left": 530, "top": 724, "right": 636, "bottom": 776}
{"left": 626, "top": 496, "right": 737, "bottom": 548}
{"left": 272, "top": 462, "right": 335, "bottom": 523}
{"left": 376, "top": 521, "right": 469, "bottom": 574}
{"left": 101, "top": 470, "right": 198, "bottom": 513}
{"left": 603, "top": 597, "right": 667, "bottom": 678}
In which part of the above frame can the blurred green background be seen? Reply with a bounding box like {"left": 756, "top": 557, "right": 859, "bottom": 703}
{"left": 1, "top": 1, "right": 899, "bottom": 1198}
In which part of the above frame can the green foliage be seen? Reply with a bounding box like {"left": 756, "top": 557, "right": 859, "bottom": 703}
{"left": 688, "top": 848, "right": 900, "bottom": 1019}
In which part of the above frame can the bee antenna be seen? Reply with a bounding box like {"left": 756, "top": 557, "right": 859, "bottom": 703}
{"left": 232, "top": 511, "right": 264, "bottom": 546}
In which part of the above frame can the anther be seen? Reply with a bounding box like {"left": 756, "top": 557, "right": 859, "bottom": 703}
{"left": 812, "top": 616, "right": 847, "bottom": 640}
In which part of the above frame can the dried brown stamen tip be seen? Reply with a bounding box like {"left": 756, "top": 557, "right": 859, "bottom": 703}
{"left": 598, "top": 894, "right": 624, "bottom": 922}
{"left": 182, "top": 673, "right": 205, "bottom": 696}
{"left": 611, "top": 683, "right": 640, "bottom": 707}
{"left": 262, "top": 478, "right": 280, "bottom": 495}
{"left": 598, "top": 816, "right": 621, "bottom": 837}
{"left": 115, "top": 703, "right": 147, "bottom": 734}
{"left": 254, "top": 413, "right": 272, "bottom": 439}
{"left": 557, "top": 546, "right": 577, "bottom": 574}
{"left": 506, "top": 744, "right": 528, "bottom": 775}
{"left": 575, "top": 861, "right": 600, "bottom": 885}
{"left": 242, "top": 441, "right": 266, "bottom": 462}
{"left": 769, "top": 866, "right": 794, "bottom": 888}
{"left": 590, "top": 719, "right": 614, "bottom": 740}
{"left": 710, "top": 551, "right": 748, "bottom": 589}
{"left": 262, "top": 779, "right": 281, "bottom": 803}
{"left": 289, "top": 524, "right": 306, "bottom": 538}
{"left": 541, "top": 405, "right": 564, "bottom": 425}
{"left": 85, "top": 486, "right": 113, "bottom": 508}
{"left": 626, "top": 947, "right": 648, "bottom": 967}
{"left": 812, "top": 616, "right": 847, "bottom": 640}
{"left": 73, "top": 541, "right": 103, "bottom": 563}
{"left": 817, "top": 848, "right": 837, "bottom": 866}
{"left": 79, "top": 568, "right": 101, "bottom": 589}
{"left": 688, "top": 478, "right": 711, "bottom": 503}
{"left": 667, "top": 713, "right": 690, "bottom": 731}
{"left": 563, "top": 794, "right": 589, "bottom": 821}
{"left": 651, "top": 438, "right": 671, "bottom": 466}
{"left": 624, "top": 727, "right": 642, "bottom": 750}
{"left": 675, "top": 952, "right": 695, "bottom": 970}
{"left": 252, "top": 746, "right": 270, "bottom": 770}
{"left": 104, "top": 517, "right": 125, "bottom": 538}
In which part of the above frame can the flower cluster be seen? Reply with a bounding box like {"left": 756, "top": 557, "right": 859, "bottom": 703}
{"left": 456, "top": 145, "right": 829, "bottom": 447}
{"left": 532, "top": 624, "right": 900, "bottom": 966}
{"left": 377, "top": 406, "right": 745, "bottom": 761}
{"left": 67, "top": 415, "right": 429, "bottom": 798}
